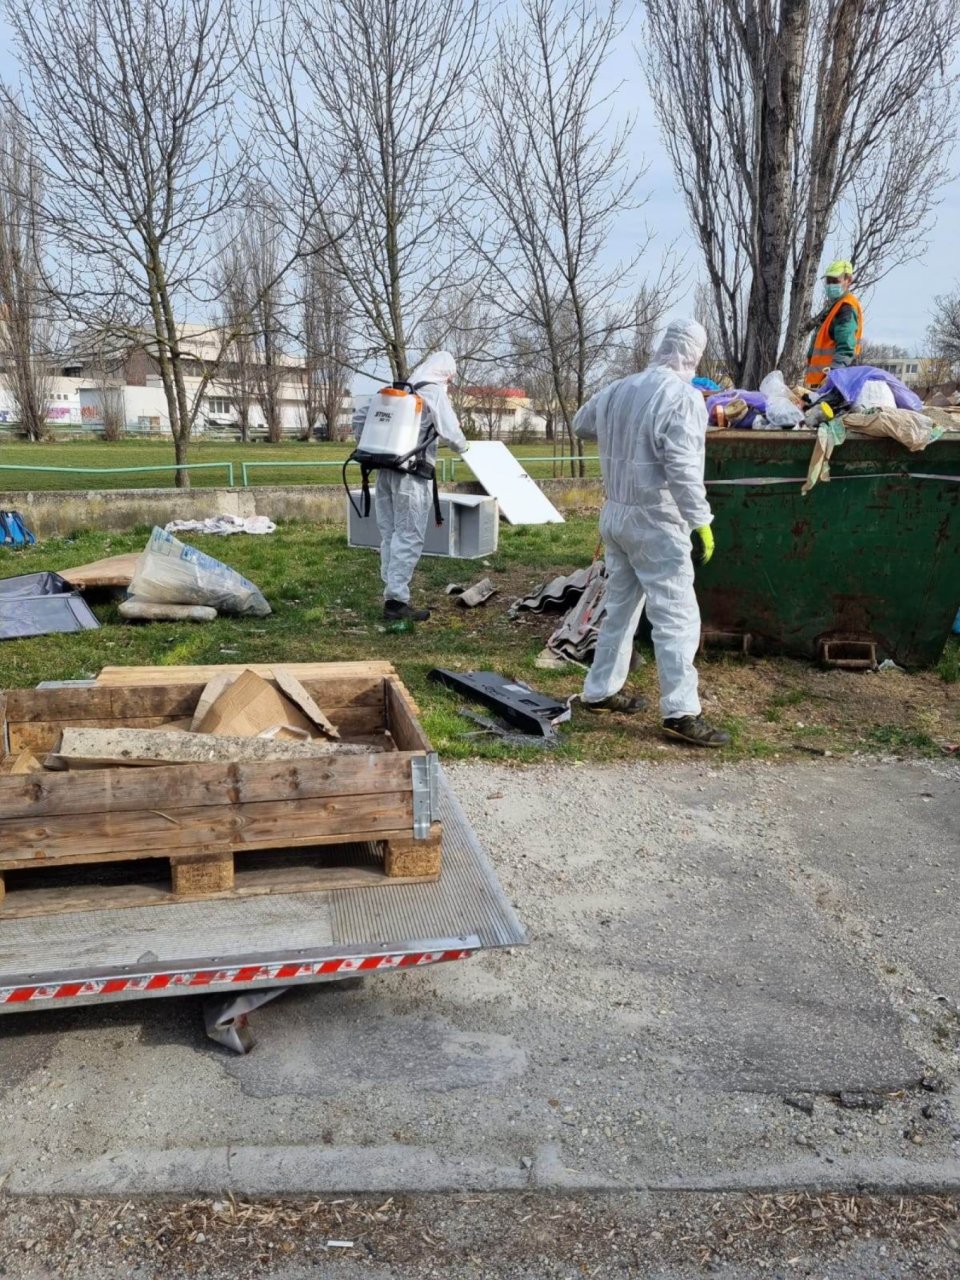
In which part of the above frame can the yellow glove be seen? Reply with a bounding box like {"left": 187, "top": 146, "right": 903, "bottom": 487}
{"left": 691, "top": 524, "right": 715, "bottom": 566}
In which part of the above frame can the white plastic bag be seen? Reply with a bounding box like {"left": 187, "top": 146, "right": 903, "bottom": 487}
{"left": 854, "top": 379, "right": 897, "bottom": 412}
{"left": 759, "top": 371, "right": 804, "bottom": 429}
{"left": 129, "top": 527, "right": 272, "bottom": 617}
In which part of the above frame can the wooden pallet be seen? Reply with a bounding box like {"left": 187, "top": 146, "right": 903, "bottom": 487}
{"left": 0, "top": 664, "right": 440, "bottom": 917}
{"left": 0, "top": 828, "right": 443, "bottom": 921}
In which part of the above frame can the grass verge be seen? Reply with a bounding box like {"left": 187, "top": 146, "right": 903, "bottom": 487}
{"left": 0, "top": 519, "right": 957, "bottom": 765}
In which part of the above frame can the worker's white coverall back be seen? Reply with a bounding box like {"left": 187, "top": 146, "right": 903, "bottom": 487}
{"left": 375, "top": 351, "right": 468, "bottom": 604}
{"left": 574, "top": 320, "right": 712, "bottom": 718}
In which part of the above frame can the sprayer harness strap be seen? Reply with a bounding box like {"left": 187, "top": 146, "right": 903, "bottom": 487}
{"left": 345, "top": 380, "right": 444, "bottom": 526}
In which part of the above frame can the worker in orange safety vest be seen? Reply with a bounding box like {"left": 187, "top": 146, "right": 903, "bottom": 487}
{"left": 804, "top": 259, "right": 863, "bottom": 390}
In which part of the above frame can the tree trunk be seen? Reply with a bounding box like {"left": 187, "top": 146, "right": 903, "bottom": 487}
{"left": 741, "top": 0, "right": 809, "bottom": 386}
{"left": 173, "top": 431, "right": 191, "bottom": 488}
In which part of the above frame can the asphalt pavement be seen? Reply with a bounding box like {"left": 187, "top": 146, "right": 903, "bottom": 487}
{"left": 1, "top": 758, "right": 959, "bottom": 1202}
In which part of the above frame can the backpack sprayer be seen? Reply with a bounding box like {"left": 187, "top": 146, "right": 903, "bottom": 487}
{"left": 343, "top": 381, "right": 444, "bottom": 525}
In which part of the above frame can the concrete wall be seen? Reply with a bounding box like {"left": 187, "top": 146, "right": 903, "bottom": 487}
{"left": 0, "top": 478, "right": 604, "bottom": 539}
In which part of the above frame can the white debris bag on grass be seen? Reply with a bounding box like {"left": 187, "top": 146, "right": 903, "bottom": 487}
{"left": 130, "top": 527, "right": 272, "bottom": 617}
{"left": 164, "top": 515, "right": 276, "bottom": 536}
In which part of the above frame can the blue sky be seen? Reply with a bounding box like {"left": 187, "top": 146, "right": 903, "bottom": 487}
{"left": 1, "top": 12, "right": 955, "bottom": 355}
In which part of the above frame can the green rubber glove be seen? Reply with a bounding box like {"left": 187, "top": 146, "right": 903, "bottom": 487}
{"left": 691, "top": 524, "right": 715, "bottom": 566}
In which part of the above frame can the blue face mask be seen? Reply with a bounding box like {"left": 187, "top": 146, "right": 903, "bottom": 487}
{"left": 825, "top": 282, "right": 845, "bottom": 303}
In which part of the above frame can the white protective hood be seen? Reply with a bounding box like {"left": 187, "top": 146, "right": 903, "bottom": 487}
{"left": 649, "top": 320, "right": 708, "bottom": 382}
{"left": 409, "top": 350, "right": 457, "bottom": 386}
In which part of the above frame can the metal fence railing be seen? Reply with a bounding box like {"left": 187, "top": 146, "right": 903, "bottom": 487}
{"left": 0, "top": 452, "right": 599, "bottom": 492}
{"left": 241, "top": 458, "right": 452, "bottom": 486}
{"left": 448, "top": 454, "right": 600, "bottom": 481}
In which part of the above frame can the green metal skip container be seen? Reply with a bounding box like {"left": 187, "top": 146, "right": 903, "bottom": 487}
{"left": 697, "top": 430, "right": 960, "bottom": 668}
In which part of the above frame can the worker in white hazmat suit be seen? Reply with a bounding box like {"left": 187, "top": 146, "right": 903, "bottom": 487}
{"left": 574, "top": 319, "right": 729, "bottom": 747}
{"left": 376, "top": 351, "right": 470, "bottom": 621}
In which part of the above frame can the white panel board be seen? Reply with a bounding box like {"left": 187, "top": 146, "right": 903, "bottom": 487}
{"left": 460, "top": 441, "right": 565, "bottom": 525}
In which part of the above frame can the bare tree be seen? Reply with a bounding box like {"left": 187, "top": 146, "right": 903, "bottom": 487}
{"left": 0, "top": 112, "right": 52, "bottom": 441}
{"left": 928, "top": 291, "right": 960, "bottom": 379}
{"left": 464, "top": 382, "right": 515, "bottom": 442}
{"left": 240, "top": 206, "right": 288, "bottom": 444}
{"left": 464, "top": 0, "right": 645, "bottom": 476}
{"left": 216, "top": 233, "right": 258, "bottom": 442}
{"left": 860, "top": 341, "right": 909, "bottom": 365}
{"left": 299, "top": 244, "right": 353, "bottom": 442}
{"left": 419, "top": 285, "right": 501, "bottom": 422}
{"left": 254, "top": 0, "right": 481, "bottom": 383}
{"left": 645, "top": 0, "right": 960, "bottom": 386}
{"left": 4, "top": 0, "right": 251, "bottom": 484}
{"left": 693, "top": 282, "right": 729, "bottom": 386}
{"left": 86, "top": 332, "right": 127, "bottom": 441}
{"left": 604, "top": 280, "right": 677, "bottom": 381}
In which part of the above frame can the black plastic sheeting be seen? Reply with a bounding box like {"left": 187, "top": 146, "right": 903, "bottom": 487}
{"left": 0, "top": 572, "right": 100, "bottom": 640}
{"left": 429, "top": 668, "right": 571, "bottom": 738}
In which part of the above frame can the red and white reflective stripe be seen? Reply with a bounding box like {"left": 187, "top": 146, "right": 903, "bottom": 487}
{"left": 0, "top": 946, "right": 476, "bottom": 1007}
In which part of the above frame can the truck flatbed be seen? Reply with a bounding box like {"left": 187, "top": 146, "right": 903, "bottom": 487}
{"left": 0, "top": 773, "right": 525, "bottom": 1050}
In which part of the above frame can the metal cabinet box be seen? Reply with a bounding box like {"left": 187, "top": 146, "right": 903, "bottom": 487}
{"left": 347, "top": 491, "right": 499, "bottom": 558}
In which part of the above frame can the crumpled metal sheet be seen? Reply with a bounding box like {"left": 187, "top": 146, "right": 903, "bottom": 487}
{"left": 545, "top": 563, "right": 615, "bottom": 663}
{"left": 510, "top": 564, "right": 601, "bottom": 615}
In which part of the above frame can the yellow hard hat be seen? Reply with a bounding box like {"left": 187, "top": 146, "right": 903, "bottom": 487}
{"left": 825, "top": 258, "right": 854, "bottom": 278}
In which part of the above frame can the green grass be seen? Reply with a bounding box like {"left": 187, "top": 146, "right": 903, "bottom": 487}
{"left": 0, "top": 438, "right": 602, "bottom": 491}
{"left": 866, "top": 724, "right": 940, "bottom": 755}
{"left": 938, "top": 639, "right": 960, "bottom": 684}
{"left": 1, "top": 519, "right": 957, "bottom": 765}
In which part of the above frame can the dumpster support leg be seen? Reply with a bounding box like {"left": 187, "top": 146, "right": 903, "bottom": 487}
{"left": 204, "top": 987, "right": 289, "bottom": 1054}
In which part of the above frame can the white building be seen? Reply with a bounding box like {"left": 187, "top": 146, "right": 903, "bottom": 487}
{"left": 0, "top": 376, "right": 84, "bottom": 428}
{"left": 60, "top": 323, "right": 353, "bottom": 439}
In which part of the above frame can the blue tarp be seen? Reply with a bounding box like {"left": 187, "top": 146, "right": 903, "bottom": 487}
{"left": 822, "top": 366, "right": 923, "bottom": 412}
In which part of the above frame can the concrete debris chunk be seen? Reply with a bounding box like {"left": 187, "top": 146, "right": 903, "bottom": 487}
{"left": 119, "top": 599, "right": 218, "bottom": 623}
{"left": 48, "top": 726, "right": 372, "bottom": 769}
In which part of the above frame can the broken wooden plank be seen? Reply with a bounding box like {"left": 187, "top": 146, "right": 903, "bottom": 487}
{"left": 49, "top": 726, "right": 372, "bottom": 770}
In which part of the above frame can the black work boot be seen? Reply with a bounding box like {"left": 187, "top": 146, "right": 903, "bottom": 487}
{"left": 582, "top": 690, "right": 648, "bottom": 714}
{"left": 384, "top": 599, "right": 431, "bottom": 623}
{"left": 662, "top": 715, "right": 730, "bottom": 748}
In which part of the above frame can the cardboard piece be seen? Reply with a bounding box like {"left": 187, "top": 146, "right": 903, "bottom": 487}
{"left": 60, "top": 553, "right": 140, "bottom": 590}
{"left": 273, "top": 667, "right": 340, "bottom": 740}
{"left": 189, "top": 672, "right": 237, "bottom": 731}
{"left": 194, "top": 669, "right": 320, "bottom": 740}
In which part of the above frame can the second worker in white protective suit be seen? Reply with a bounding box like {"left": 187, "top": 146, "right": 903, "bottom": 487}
{"left": 574, "top": 319, "right": 729, "bottom": 748}
{"left": 376, "top": 351, "right": 470, "bottom": 622}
